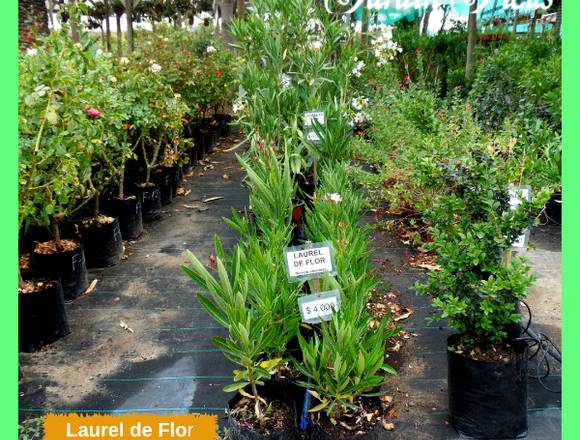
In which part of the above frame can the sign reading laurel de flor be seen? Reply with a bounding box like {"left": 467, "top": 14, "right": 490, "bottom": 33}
{"left": 284, "top": 241, "right": 336, "bottom": 281}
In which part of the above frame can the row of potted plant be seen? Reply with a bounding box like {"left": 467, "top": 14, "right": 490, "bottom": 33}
{"left": 182, "top": 1, "right": 404, "bottom": 438}
{"left": 18, "top": 22, "right": 237, "bottom": 353}
{"left": 348, "top": 40, "right": 560, "bottom": 439}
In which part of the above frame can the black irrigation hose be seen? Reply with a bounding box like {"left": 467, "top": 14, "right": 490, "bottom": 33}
{"left": 513, "top": 300, "right": 562, "bottom": 394}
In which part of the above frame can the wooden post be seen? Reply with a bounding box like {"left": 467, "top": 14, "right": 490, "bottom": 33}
{"left": 465, "top": 0, "right": 478, "bottom": 85}
{"left": 125, "top": 0, "right": 134, "bottom": 53}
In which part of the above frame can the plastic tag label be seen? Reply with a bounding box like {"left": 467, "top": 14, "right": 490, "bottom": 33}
{"left": 298, "top": 290, "right": 340, "bottom": 324}
{"left": 508, "top": 185, "right": 531, "bottom": 249}
{"left": 284, "top": 241, "right": 336, "bottom": 281}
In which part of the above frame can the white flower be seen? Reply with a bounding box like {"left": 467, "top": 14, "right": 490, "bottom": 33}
{"left": 324, "top": 193, "right": 342, "bottom": 203}
{"left": 74, "top": 42, "right": 82, "bottom": 49}
{"left": 150, "top": 63, "right": 162, "bottom": 74}
{"left": 306, "top": 18, "right": 322, "bottom": 33}
{"left": 351, "top": 59, "right": 365, "bottom": 77}
{"left": 308, "top": 39, "right": 323, "bottom": 51}
{"left": 110, "top": 76, "right": 117, "bottom": 83}
{"left": 351, "top": 96, "right": 368, "bottom": 111}
{"left": 26, "top": 48, "right": 37, "bottom": 56}
{"left": 120, "top": 57, "right": 129, "bottom": 65}
{"left": 280, "top": 73, "right": 291, "bottom": 90}
{"left": 174, "top": 93, "right": 181, "bottom": 99}
{"left": 95, "top": 48, "right": 103, "bottom": 56}
{"left": 206, "top": 45, "right": 217, "bottom": 54}
{"left": 233, "top": 99, "right": 247, "bottom": 114}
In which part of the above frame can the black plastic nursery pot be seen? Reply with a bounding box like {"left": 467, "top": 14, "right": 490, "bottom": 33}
{"left": 135, "top": 183, "right": 162, "bottom": 222}
{"left": 152, "top": 168, "right": 173, "bottom": 206}
{"left": 544, "top": 191, "right": 561, "bottom": 225}
{"left": 215, "top": 113, "right": 233, "bottom": 137}
{"left": 169, "top": 165, "right": 180, "bottom": 198}
{"left": 109, "top": 196, "right": 143, "bottom": 240}
{"left": 19, "top": 279, "right": 70, "bottom": 352}
{"left": 32, "top": 240, "right": 89, "bottom": 301}
{"left": 192, "top": 129, "right": 206, "bottom": 161}
{"left": 226, "top": 380, "right": 299, "bottom": 440}
{"left": 447, "top": 334, "right": 529, "bottom": 439}
{"left": 307, "top": 396, "right": 385, "bottom": 440}
{"left": 78, "top": 216, "right": 124, "bottom": 268}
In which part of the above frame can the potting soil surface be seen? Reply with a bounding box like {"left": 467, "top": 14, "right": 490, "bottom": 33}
{"left": 19, "top": 138, "right": 561, "bottom": 439}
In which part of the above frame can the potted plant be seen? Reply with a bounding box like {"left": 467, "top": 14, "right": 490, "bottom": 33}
{"left": 414, "top": 148, "right": 552, "bottom": 439}
{"left": 19, "top": 30, "right": 96, "bottom": 300}
{"left": 182, "top": 244, "right": 300, "bottom": 439}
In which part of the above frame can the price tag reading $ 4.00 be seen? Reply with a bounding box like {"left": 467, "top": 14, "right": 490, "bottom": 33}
{"left": 298, "top": 290, "right": 340, "bottom": 324}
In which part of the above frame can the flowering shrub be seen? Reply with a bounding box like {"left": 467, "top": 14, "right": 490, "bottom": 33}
{"left": 19, "top": 28, "right": 128, "bottom": 234}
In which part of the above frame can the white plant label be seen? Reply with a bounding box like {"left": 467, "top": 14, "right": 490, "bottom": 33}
{"left": 304, "top": 111, "right": 325, "bottom": 127}
{"left": 298, "top": 290, "right": 340, "bottom": 324}
{"left": 304, "top": 110, "right": 325, "bottom": 144}
{"left": 284, "top": 242, "right": 336, "bottom": 281}
{"left": 508, "top": 185, "right": 531, "bottom": 249}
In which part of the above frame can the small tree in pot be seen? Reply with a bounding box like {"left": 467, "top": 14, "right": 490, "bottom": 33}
{"left": 413, "top": 148, "right": 553, "bottom": 439}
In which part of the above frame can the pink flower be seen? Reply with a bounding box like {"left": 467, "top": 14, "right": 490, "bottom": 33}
{"left": 86, "top": 107, "right": 102, "bottom": 118}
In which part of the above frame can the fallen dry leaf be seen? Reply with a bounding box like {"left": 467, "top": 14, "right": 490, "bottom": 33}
{"left": 382, "top": 422, "right": 395, "bottom": 431}
{"left": 203, "top": 196, "right": 224, "bottom": 203}
{"left": 380, "top": 395, "right": 393, "bottom": 405}
{"left": 119, "top": 320, "right": 134, "bottom": 333}
{"left": 85, "top": 279, "right": 98, "bottom": 294}
{"left": 394, "top": 307, "right": 414, "bottom": 322}
{"left": 176, "top": 187, "right": 186, "bottom": 196}
{"left": 365, "top": 413, "right": 374, "bottom": 422}
{"left": 222, "top": 174, "right": 229, "bottom": 180}
{"left": 182, "top": 204, "right": 200, "bottom": 209}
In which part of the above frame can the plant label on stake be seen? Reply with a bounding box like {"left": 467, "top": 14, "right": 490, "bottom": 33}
{"left": 304, "top": 110, "right": 325, "bottom": 143}
{"left": 298, "top": 290, "right": 341, "bottom": 324}
{"left": 508, "top": 185, "right": 532, "bottom": 249}
{"left": 284, "top": 241, "right": 336, "bottom": 282}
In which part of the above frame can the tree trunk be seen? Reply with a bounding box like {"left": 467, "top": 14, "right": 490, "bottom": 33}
{"left": 18, "top": 0, "right": 50, "bottom": 47}
{"left": 217, "top": 0, "right": 235, "bottom": 43}
{"left": 361, "top": 0, "right": 369, "bottom": 43}
{"left": 119, "top": 167, "right": 125, "bottom": 200}
{"left": 100, "top": 24, "right": 105, "bottom": 47}
{"left": 554, "top": 0, "right": 562, "bottom": 34}
{"left": 439, "top": 5, "right": 450, "bottom": 33}
{"left": 236, "top": 0, "right": 245, "bottom": 18}
{"left": 529, "top": 9, "right": 538, "bottom": 35}
{"left": 465, "top": 0, "right": 478, "bottom": 85}
{"left": 69, "top": 0, "right": 79, "bottom": 43}
{"left": 104, "top": 0, "right": 112, "bottom": 51}
{"left": 512, "top": 9, "right": 519, "bottom": 34}
{"left": 116, "top": 14, "right": 123, "bottom": 56}
{"left": 421, "top": 5, "right": 432, "bottom": 35}
{"left": 50, "top": 215, "right": 63, "bottom": 251}
{"left": 125, "top": 0, "right": 134, "bottom": 53}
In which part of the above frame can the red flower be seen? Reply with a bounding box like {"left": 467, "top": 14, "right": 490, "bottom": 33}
{"left": 216, "top": 70, "right": 222, "bottom": 78}
{"left": 403, "top": 74, "right": 411, "bottom": 84}
{"left": 86, "top": 107, "right": 101, "bottom": 118}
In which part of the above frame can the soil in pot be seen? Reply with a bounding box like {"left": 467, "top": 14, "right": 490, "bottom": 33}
{"left": 308, "top": 396, "right": 387, "bottom": 440}
{"left": 152, "top": 168, "right": 173, "bottom": 206}
{"left": 135, "top": 182, "right": 162, "bottom": 222}
{"left": 19, "top": 253, "right": 35, "bottom": 281}
{"left": 227, "top": 381, "right": 298, "bottom": 440}
{"left": 32, "top": 239, "right": 89, "bottom": 301}
{"left": 109, "top": 196, "right": 143, "bottom": 240}
{"left": 447, "top": 334, "right": 528, "bottom": 439}
{"left": 78, "top": 215, "right": 124, "bottom": 268}
{"left": 19, "top": 278, "right": 70, "bottom": 352}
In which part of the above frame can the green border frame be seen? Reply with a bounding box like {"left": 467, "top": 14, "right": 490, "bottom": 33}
{"left": 563, "top": 1, "right": 578, "bottom": 439}
{"left": 1, "top": 0, "right": 17, "bottom": 438}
